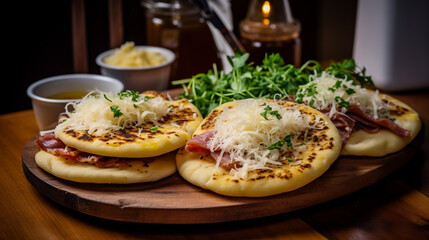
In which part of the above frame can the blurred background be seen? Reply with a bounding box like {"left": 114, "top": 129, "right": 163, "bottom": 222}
{"left": 7, "top": 0, "right": 360, "bottom": 115}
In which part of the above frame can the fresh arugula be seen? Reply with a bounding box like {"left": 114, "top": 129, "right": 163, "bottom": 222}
{"left": 172, "top": 53, "right": 373, "bottom": 117}
{"left": 324, "top": 59, "right": 374, "bottom": 88}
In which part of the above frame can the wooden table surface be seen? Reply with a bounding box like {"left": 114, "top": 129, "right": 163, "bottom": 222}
{"left": 1, "top": 89, "right": 428, "bottom": 239}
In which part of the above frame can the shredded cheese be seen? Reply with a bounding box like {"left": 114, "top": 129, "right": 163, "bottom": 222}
{"left": 296, "top": 72, "right": 389, "bottom": 119}
{"left": 104, "top": 41, "right": 167, "bottom": 67}
{"left": 208, "top": 99, "right": 318, "bottom": 178}
{"left": 57, "top": 90, "right": 170, "bottom": 136}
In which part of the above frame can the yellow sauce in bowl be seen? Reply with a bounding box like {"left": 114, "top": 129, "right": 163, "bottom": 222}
{"left": 48, "top": 90, "right": 90, "bottom": 100}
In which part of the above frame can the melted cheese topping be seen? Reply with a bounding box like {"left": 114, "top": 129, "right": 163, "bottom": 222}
{"left": 296, "top": 72, "right": 389, "bottom": 119}
{"left": 208, "top": 99, "right": 319, "bottom": 178}
{"left": 57, "top": 90, "right": 170, "bottom": 136}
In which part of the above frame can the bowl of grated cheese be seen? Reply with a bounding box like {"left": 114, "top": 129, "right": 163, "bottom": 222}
{"left": 96, "top": 42, "right": 175, "bottom": 92}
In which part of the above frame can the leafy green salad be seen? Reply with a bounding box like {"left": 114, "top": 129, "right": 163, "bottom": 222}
{"left": 172, "top": 53, "right": 374, "bottom": 117}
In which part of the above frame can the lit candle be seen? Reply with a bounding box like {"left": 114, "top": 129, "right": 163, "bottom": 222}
{"left": 239, "top": 0, "right": 302, "bottom": 66}
{"left": 262, "top": 1, "right": 271, "bottom": 25}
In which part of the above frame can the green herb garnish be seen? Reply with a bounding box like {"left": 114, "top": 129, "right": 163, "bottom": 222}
{"left": 118, "top": 90, "right": 141, "bottom": 102}
{"left": 335, "top": 96, "right": 351, "bottom": 109}
{"left": 345, "top": 87, "right": 356, "bottom": 95}
{"left": 295, "top": 82, "right": 318, "bottom": 104}
{"left": 267, "top": 134, "right": 293, "bottom": 150}
{"left": 328, "top": 80, "right": 342, "bottom": 92}
{"left": 267, "top": 140, "right": 284, "bottom": 150}
{"left": 173, "top": 53, "right": 316, "bottom": 117}
{"left": 110, "top": 105, "right": 123, "bottom": 118}
{"left": 173, "top": 53, "right": 372, "bottom": 117}
{"left": 151, "top": 126, "right": 159, "bottom": 131}
{"left": 260, "top": 111, "right": 269, "bottom": 120}
{"left": 104, "top": 94, "right": 112, "bottom": 102}
{"left": 143, "top": 96, "right": 153, "bottom": 102}
{"left": 324, "top": 59, "right": 374, "bottom": 88}
{"left": 269, "top": 110, "right": 282, "bottom": 119}
{"left": 260, "top": 105, "right": 282, "bottom": 120}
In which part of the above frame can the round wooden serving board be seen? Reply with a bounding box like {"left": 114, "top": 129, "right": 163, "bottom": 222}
{"left": 22, "top": 130, "right": 423, "bottom": 224}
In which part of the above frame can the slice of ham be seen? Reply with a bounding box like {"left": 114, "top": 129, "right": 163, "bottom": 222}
{"left": 37, "top": 132, "right": 66, "bottom": 150}
{"left": 347, "top": 104, "right": 410, "bottom": 137}
{"left": 185, "top": 131, "right": 238, "bottom": 170}
{"left": 185, "top": 99, "right": 410, "bottom": 166}
{"left": 319, "top": 103, "right": 410, "bottom": 145}
{"left": 320, "top": 110, "right": 355, "bottom": 145}
{"left": 185, "top": 131, "right": 214, "bottom": 154}
{"left": 37, "top": 133, "right": 144, "bottom": 168}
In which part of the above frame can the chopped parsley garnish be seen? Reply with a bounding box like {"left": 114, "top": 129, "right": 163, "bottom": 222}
{"left": 270, "top": 110, "right": 282, "bottom": 119}
{"left": 268, "top": 133, "right": 293, "bottom": 150}
{"left": 328, "top": 80, "right": 342, "bottom": 92}
{"left": 110, "top": 105, "right": 123, "bottom": 118}
{"left": 143, "top": 96, "right": 153, "bottom": 102}
{"left": 118, "top": 90, "right": 141, "bottom": 102}
{"left": 267, "top": 140, "right": 284, "bottom": 150}
{"left": 328, "top": 81, "right": 356, "bottom": 95}
{"left": 295, "top": 82, "right": 318, "bottom": 104}
{"left": 104, "top": 94, "right": 112, "bottom": 102}
{"left": 345, "top": 87, "right": 356, "bottom": 95}
{"left": 150, "top": 126, "right": 159, "bottom": 131}
{"left": 335, "top": 96, "right": 351, "bottom": 109}
{"left": 260, "top": 105, "right": 282, "bottom": 120}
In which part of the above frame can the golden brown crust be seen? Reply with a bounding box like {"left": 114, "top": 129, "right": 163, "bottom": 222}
{"left": 55, "top": 93, "right": 203, "bottom": 158}
{"left": 35, "top": 150, "right": 177, "bottom": 184}
{"left": 342, "top": 93, "right": 421, "bottom": 156}
{"left": 176, "top": 99, "right": 342, "bottom": 197}
{"left": 141, "top": 90, "right": 168, "bottom": 100}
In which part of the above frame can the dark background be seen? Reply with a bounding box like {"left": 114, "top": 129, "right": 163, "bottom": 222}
{"left": 7, "top": 0, "right": 357, "bottom": 115}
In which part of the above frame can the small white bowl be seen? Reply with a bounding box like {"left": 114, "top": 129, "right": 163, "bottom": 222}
{"left": 96, "top": 46, "right": 175, "bottom": 92}
{"left": 27, "top": 74, "right": 124, "bottom": 131}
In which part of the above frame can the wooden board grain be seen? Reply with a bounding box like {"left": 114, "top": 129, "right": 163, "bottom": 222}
{"left": 22, "top": 128, "right": 423, "bottom": 224}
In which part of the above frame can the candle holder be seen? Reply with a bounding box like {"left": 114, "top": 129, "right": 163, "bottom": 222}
{"left": 240, "top": 0, "right": 301, "bottom": 66}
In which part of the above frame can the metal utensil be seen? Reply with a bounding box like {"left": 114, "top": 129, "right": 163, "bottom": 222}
{"left": 191, "top": 0, "right": 246, "bottom": 53}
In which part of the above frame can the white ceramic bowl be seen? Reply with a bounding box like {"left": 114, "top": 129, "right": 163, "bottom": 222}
{"left": 27, "top": 74, "right": 124, "bottom": 131}
{"left": 96, "top": 46, "right": 175, "bottom": 92}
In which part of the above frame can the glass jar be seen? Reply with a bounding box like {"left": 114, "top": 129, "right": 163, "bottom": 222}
{"left": 142, "top": 0, "right": 222, "bottom": 84}
{"left": 240, "top": 0, "right": 301, "bottom": 66}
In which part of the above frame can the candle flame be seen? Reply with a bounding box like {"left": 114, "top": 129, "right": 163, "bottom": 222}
{"left": 262, "top": 1, "right": 271, "bottom": 16}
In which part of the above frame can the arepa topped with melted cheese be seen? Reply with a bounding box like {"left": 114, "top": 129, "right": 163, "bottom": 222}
{"left": 55, "top": 90, "right": 203, "bottom": 158}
